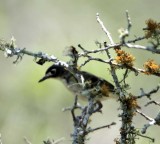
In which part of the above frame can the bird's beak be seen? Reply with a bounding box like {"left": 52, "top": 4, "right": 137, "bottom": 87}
{"left": 38, "top": 76, "right": 47, "bottom": 82}
{"left": 38, "top": 73, "right": 52, "bottom": 82}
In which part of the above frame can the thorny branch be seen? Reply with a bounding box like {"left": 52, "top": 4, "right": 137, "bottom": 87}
{"left": 0, "top": 11, "right": 160, "bottom": 144}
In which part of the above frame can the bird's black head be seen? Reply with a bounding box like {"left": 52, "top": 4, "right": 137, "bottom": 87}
{"left": 39, "top": 65, "right": 67, "bottom": 82}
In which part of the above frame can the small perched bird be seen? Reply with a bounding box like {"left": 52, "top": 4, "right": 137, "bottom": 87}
{"left": 39, "top": 64, "right": 116, "bottom": 101}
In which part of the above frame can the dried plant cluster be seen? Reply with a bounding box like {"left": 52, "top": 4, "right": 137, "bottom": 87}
{"left": 0, "top": 11, "right": 160, "bottom": 144}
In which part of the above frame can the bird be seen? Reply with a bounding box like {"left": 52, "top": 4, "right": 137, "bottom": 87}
{"left": 39, "top": 64, "right": 116, "bottom": 101}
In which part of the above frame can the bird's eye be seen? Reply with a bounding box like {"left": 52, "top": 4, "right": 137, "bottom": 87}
{"left": 50, "top": 69, "right": 56, "bottom": 75}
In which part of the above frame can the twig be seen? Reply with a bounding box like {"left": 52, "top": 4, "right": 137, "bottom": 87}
{"left": 125, "top": 43, "right": 160, "bottom": 54}
{"left": 79, "top": 56, "right": 112, "bottom": 68}
{"left": 0, "top": 39, "right": 68, "bottom": 67}
{"left": 137, "top": 111, "right": 160, "bottom": 134}
{"left": 0, "top": 134, "right": 2, "bottom": 144}
{"left": 53, "top": 137, "right": 65, "bottom": 144}
{"left": 24, "top": 137, "right": 32, "bottom": 144}
{"left": 145, "top": 100, "right": 160, "bottom": 107}
{"left": 62, "top": 96, "right": 84, "bottom": 111}
{"left": 78, "top": 43, "right": 120, "bottom": 57}
{"left": 155, "top": 112, "right": 160, "bottom": 124}
{"left": 43, "top": 137, "right": 65, "bottom": 144}
{"left": 136, "top": 86, "right": 160, "bottom": 99}
{"left": 96, "top": 13, "right": 114, "bottom": 45}
{"left": 119, "top": 69, "right": 129, "bottom": 87}
{"left": 96, "top": 13, "right": 121, "bottom": 92}
{"left": 126, "top": 10, "right": 132, "bottom": 32}
{"left": 86, "top": 122, "right": 116, "bottom": 134}
{"left": 136, "top": 109, "right": 156, "bottom": 134}
{"left": 136, "top": 109, "right": 154, "bottom": 122}
{"left": 137, "top": 133, "right": 154, "bottom": 142}
{"left": 78, "top": 39, "right": 160, "bottom": 57}
{"left": 120, "top": 10, "right": 132, "bottom": 43}
{"left": 127, "top": 36, "right": 146, "bottom": 43}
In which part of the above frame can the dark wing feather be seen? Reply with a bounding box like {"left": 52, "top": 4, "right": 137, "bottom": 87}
{"left": 79, "top": 71, "right": 115, "bottom": 93}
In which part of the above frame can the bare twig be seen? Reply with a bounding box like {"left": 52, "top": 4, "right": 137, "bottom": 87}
{"left": 120, "top": 10, "right": 132, "bottom": 43}
{"left": 0, "top": 134, "right": 2, "bottom": 144}
{"left": 137, "top": 133, "right": 154, "bottom": 142}
{"left": 43, "top": 137, "right": 65, "bottom": 144}
{"left": 78, "top": 44, "right": 120, "bottom": 57}
{"left": 53, "top": 137, "right": 65, "bottom": 144}
{"left": 136, "top": 109, "right": 154, "bottom": 122}
{"left": 127, "top": 36, "right": 146, "bottom": 43}
{"left": 145, "top": 100, "right": 160, "bottom": 107}
{"left": 136, "top": 86, "right": 160, "bottom": 99}
{"left": 86, "top": 122, "right": 116, "bottom": 134}
{"left": 126, "top": 10, "right": 132, "bottom": 32}
{"left": 96, "top": 13, "right": 114, "bottom": 45}
{"left": 136, "top": 109, "right": 159, "bottom": 134}
{"left": 96, "top": 13, "right": 121, "bottom": 92}
{"left": 24, "top": 137, "right": 32, "bottom": 144}
{"left": 125, "top": 43, "right": 160, "bottom": 54}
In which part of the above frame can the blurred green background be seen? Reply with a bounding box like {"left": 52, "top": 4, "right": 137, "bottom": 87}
{"left": 0, "top": 0, "right": 160, "bottom": 143}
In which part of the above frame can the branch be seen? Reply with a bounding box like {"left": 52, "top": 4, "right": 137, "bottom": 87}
{"left": 137, "top": 133, "right": 154, "bottom": 142}
{"left": 70, "top": 97, "right": 99, "bottom": 144}
{"left": 24, "top": 137, "right": 32, "bottom": 144}
{"left": 145, "top": 100, "right": 160, "bottom": 107}
{"left": 120, "top": 10, "right": 132, "bottom": 43}
{"left": 96, "top": 13, "right": 121, "bottom": 94}
{"left": 96, "top": 13, "right": 114, "bottom": 45}
{"left": 43, "top": 138, "right": 65, "bottom": 144}
{"left": 136, "top": 109, "right": 160, "bottom": 134}
{"left": 0, "top": 134, "right": 2, "bottom": 144}
{"left": 86, "top": 122, "right": 116, "bottom": 134}
{"left": 136, "top": 85, "right": 160, "bottom": 99}
{"left": 0, "top": 38, "right": 68, "bottom": 66}
{"left": 125, "top": 43, "right": 160, "bottom": 54}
